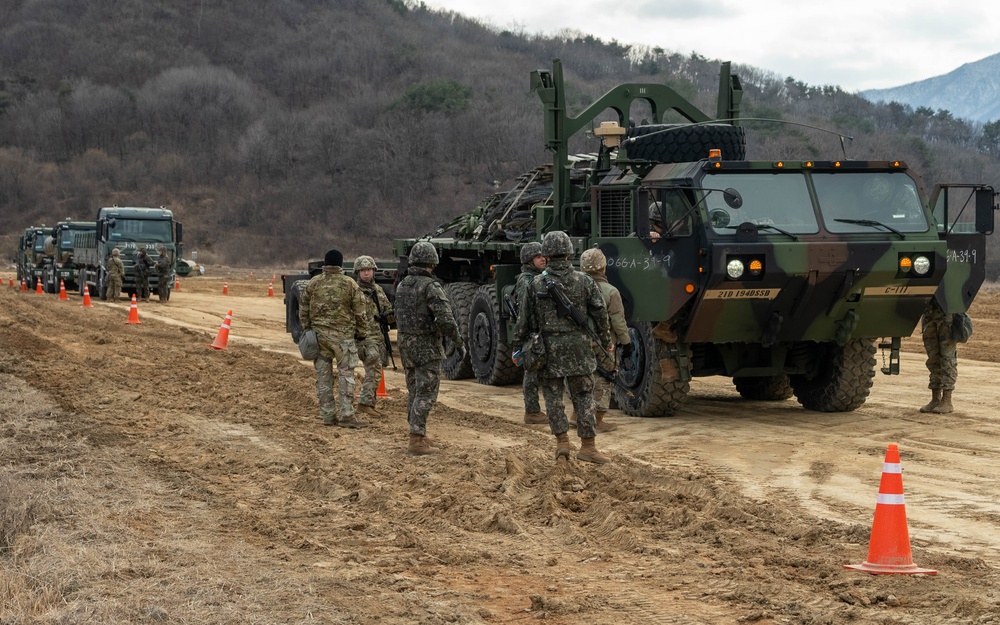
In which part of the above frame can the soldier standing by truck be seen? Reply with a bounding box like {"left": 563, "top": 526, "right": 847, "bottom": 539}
{"left": 134, "top": 246, "right": 153, "bottom": 301}
{"left": 395, "top": 242, "right": 463, "bottom": 456}
{"left": 353, "top": 255, "right": 393, "bottom": 417}
{"left": 514, "top": 242, "right": 548, "bottom": 425}
{"left": 514, "top": 231, "right": 612, "bottom": 464}
{"left": 579, "top": 247, "right": 632, "bottom": 433}
{"left": 155, "top": 245, "right": 172, "bottom": 302}
{"left": 919, "top": 299, "right": 966, "bottom": 414}
{"left": 107, "top": 248, "right": 125, "bottom": 302}
{"left": 299, "top": 249, "right": 370, "bottom": 429}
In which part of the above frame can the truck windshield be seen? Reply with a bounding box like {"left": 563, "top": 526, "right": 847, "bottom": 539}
{"left": 108, "top": 219, "right": 172, "bottom": 243}
{"left": 705, "top": 172, "right": 819, "bottom": 234}
{"left": 813, "top": 172, "right": 928, "bottom": 233}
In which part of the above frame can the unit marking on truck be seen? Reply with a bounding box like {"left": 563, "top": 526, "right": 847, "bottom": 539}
{"left": 862, "top": 285, "right": 938, "bottom": 296}
{"left": 703, "top": 288, "right": 781, "bottom": 300}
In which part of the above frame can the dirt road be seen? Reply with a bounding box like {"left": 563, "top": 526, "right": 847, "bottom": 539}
{"left": 2, "top": 273, "right": 1000, "bottom": 624}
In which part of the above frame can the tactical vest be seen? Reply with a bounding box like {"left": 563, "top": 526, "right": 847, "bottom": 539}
{"left": 395, "top": 272, "right": 437, "bottom": 335}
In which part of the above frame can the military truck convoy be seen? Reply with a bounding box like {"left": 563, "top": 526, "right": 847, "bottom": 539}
{"left": 13, "top": 206, "right": 183, "bottom": 299}
{"left": 289, "top": 59, "right": 996, "bottom": 416}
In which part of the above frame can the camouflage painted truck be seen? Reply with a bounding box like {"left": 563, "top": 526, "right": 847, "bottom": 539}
{"left": 41, "top": 219, "right": 97, "bottom": 295}
{"left": 15, "top": 225, "right": 50, "bottom": 290}
{"left": 391, "top": 59, "right": 996, "bottom": 416}
{"left": 76, "top": 206, "right": 183, "bottom": 300}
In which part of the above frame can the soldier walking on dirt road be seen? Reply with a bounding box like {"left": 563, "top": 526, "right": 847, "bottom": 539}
{"left": 353, "top": 255, "right": 393, "bottom": 417}
{"left": 514, "top": 242, "right": 547, "bottom": 425}
{"left": 394, "top": 242, "right": 463, "bottom": 456}
{"left": 580, "top": 247, "right": 631, "bottom": 433}
{"left": 107, "top": 248, "right": 125, "bottom": 302}
{"left": 299, "top": 249, "right": 370, "bottom": 428}
{"left": 514, "top": 231, "right": 612, "bottom": 464}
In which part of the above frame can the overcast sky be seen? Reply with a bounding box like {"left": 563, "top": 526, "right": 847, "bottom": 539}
{"left": 422, "top": 0, "right": 999, "bottom": 92}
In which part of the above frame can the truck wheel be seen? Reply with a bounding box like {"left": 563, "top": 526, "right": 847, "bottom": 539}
{"left": 441, "top": 283, "right": 477, "bottom": 380}
{"left": 469, "top": 284, "right": 521, "bottom": 386}
{"left": 287, "top": 280, "right": 309, "bottom": 343}
{"left": 733, "top": 375, "right": 794, "bottom": 401}
{"left": 614, "top": 321, "right": 690, "bottom": 417}
{"left": 98, "top": 271, "right": 108, "bottom": 301}
{"left": 626, "top": 123, "right": 746, "bottom": 163}
{"left": 790, "top": 339, "right": 876, "bottom": 412}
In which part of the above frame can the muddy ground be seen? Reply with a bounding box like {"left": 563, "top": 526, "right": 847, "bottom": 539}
{"left": 2, "top": 271, "right": 1000, "bottom": 625}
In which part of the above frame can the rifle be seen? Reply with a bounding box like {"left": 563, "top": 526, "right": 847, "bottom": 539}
{"left": 503, "top": 293, "right": 518, "bottom": 320}
{"left": 368, "top": 290, "right": 397, "bottom": 370}
{"left": 540, "top": 276, "right": 634, "bottom": 397}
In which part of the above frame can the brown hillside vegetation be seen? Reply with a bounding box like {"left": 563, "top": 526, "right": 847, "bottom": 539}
{"left": 2, "top": 275, "right": 1000, "bottom": 623}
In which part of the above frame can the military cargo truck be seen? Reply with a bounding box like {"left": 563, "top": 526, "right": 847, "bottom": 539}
{"left": 15, "top": 225, "right": 50, "bottom": 290}
{"left": 77, "top": 206, "right": 182, "bottom": 300}
{"left": 42, "top": 220, "right": 97, "bottom": 294}
{"left": 390, "top": 59, "right": 996, "bottom": 416}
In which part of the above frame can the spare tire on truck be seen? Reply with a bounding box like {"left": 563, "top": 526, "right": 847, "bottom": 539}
{"left": 626, "top": 123, "right": 746, "bottom": 163}
{"left": 287, "top": 280, "right": 310, "bottom": 344}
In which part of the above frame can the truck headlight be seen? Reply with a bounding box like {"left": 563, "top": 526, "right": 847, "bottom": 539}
{"left": 912, "top": 255, "right": 931, "bottom": 276}
{"left": 726, "top": 259, "right": 745, "bottom": 279}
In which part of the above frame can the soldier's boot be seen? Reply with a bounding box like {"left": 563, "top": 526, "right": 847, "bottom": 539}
{"left": 358, "top": 404, "right": 383, "bottom": 418}
{"left": 407, "top": 434, "right": 440, "bottom": 456}
{"left": 932, "top": 389, "right": 954, "bottom": 414}
{"left": 568, "top": 410, "right": 577, "bottom": 427}
{"left": 594, "top": 410, "right": 617, "bottom": 433}
{"left": 919, "top": 389, "right": 942, "bottom": 413}
{"left": 336, "top": 413, "right": 369, "bottom": 429}
{"left": 554, "top": 433, "right": 572, "bottom": 460}
{"left": 577, "top": 438, "right": 610, "bottom": 464}
{"left": 523, "top": 411, "right": 548, "bottom": 424}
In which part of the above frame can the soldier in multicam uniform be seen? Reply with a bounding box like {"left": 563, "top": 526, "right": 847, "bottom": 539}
{"left": 353, "top": 255, "right": 393, "bottom": 417}
{"left": 299, "top": 249, "right": 370, "bottom": 428}
{"left": 155, "top": 245, "right": 172, "bottom": 302}
{"left": 919, "top": 298, "right": 959, "bottom": 414}
{"left": 134, "top": 246, "right": 153, "bottom": 301}
{"left": 107, "top": 247, "right": 125, "bottom": 302}
{"left": 514, "top": 242, "right": 547, "bottom": 425}
{"left": 514, "top": 231, "right": 612, "bottom": 464}
{"left": 395, "top": 242, "right": 463, "bottom": 456}
{"left": 579, "top": 247, "right": 632, "bottom": 433}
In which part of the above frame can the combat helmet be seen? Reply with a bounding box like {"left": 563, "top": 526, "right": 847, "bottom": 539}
{"left": 353, "top": 255, "right": 378, "bottom": 272}
{"left": 540, "top": 230, "right": 573, "bottom": 257}
{"left": 519, "top": 242, "right": 543, "bottom": 264}
{"left": 648, "top": 201, "right": 663, "bottom": 222}
{"left": 408, "top": 241, "right": 439, "bottom": 266}
{"left": 580, "top": 247, "right": 607, "bottom": 273}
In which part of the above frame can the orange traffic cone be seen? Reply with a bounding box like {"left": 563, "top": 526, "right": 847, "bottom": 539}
{"left": 208, "top": 310, "right": 233, "bottom": 350}
{"left": 8, "top": 278, "right": 12, "bottom": 288}
{"left": 21, "top": 278, "right": 27, "bottom": 291}
{"left": 267, "top": 282, "right": 274, "bottom": 297}
{"left": 845, "top": 444, "right": 937, "bottom": 575}
{"left": 58, "top": 279, "right": 68, "bottom": 301}
{"left": 175, "top": 278, "right": 181, "bottom": 290}
{"left": 35, "top": 280, "right": 43, "bottom": 294}
{"left": 81, "top": 284, "right": 93, "bottom": 308}
{"left": 126, "top": 294, "right": 141, "bottom": 324}
{"left": 271, "top": 273, "right": 276, "bottom": 281}
{"left": 223, "top": 281, "right": 229, "bottom": 295}
{"left": 250, "top": 272, "right": 254, "bottom": 280}
{"left": 377, "top": 371, "right": 389, "bottom": 398}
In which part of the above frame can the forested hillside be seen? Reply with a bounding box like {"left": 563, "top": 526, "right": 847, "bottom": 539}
{"left": 1, "top": 0, "right": 998, "bottom": 274}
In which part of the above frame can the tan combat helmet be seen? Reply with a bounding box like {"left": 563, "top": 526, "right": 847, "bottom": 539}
{"left": 580, "top": 247, "right": 607, "bottom": 274}
{"left": 353, "top": 255, "right": 378, "bottom": 272}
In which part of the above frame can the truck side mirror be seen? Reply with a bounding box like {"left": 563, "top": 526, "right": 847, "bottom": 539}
{"left": 976, "top": 187, "right": 995, "bottom": 235}
{"left": 723, "top": 188, "right": 743, "bottom": 209}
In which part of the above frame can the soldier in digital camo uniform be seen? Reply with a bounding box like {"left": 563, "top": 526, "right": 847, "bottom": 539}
{"left": 514, "top": 242, "right": 547, "bottom": 425}
{"left": 919, "top": 298, "right": 959, "bottom": 414}
{"left": 514, "top": 231, "right": 612, "bottom": 464}
{"left": 107, "top": 247, "right": 125, "bottom": 301}
{"left": 580, "top": 247, "right": 632, "bottom": 433}
{"left": 353, "top": 255, "right": 393, "bottom": 417}
{"left": 299, "top": 249, "right": 370, "bottom": 428}
{"left": 394, "top": 242, "right": 463, "bottom": 456}
{"left": 155, "top": 245, "right": 172, "bottom": 302}
{"left": 134, "top": 246, "right": 153, "bottom": 301}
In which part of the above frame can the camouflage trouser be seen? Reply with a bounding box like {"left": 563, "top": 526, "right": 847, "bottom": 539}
{"left": 522, "top": 369, "right": 542, "bottom": 413}
{"left": 541, "top": 374, "right": 596, "bottom": 439}
{"left": 314, "top": 336, "right": 360, "bottom": 424}
{"left": 358, "top": 336, "right": 386, "bottom": 407}
{"left": 157, "top": 277, "right": 170, "bottom": 301}
{"left": 107, "top": 277, "right": 123, "bottom": 301}
{"left": 405, "top": 362, "right": 440, "bottom": 436}
{"left": 922, "top": 310, "right": 957, "bottom": 390}
{"left": 136, "top": 276, "right": 150, "bottom": 301}
{"left": 594, "top": 376, "right": 612, "bottom": 412}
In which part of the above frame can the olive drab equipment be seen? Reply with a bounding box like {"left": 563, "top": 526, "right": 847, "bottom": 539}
{"left": 387, "top": 59, "right": 996, "bottom": 417}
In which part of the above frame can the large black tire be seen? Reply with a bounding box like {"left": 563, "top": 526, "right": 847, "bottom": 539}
{"left": 469, "top": 284, "right": 521, "bottom": 386}
{"left": 441, "top": 283, "right": 477, "bottom": 380}
{"left": 626, "top": 123, "right": 746, "bottom": 163}
{"left": 614, "top": 321, "right": 690, "bottom": 417}
{"left": 733, "top": 375, "right": 794, "bottom": 401}
{"left": 98, "top": 270, "right": 108, "bottom": 301}
{"left": 287, "top": 279, "right": 309, "bottom": 343}
{"left": 789, "top": 340, "right": 876, "bottom": 412}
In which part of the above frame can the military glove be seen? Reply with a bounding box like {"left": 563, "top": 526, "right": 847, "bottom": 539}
{"left": 619, "top": 342, "right": 635, "bottom": 359}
